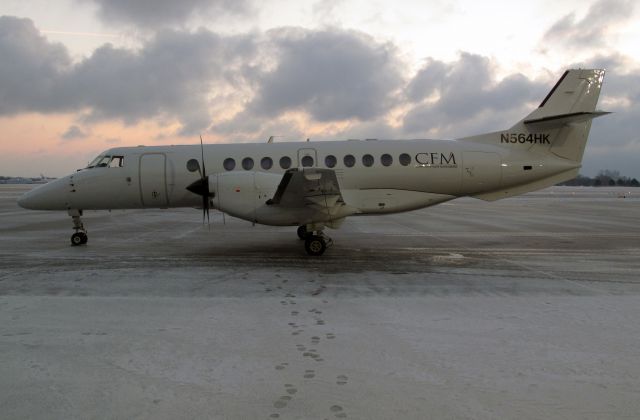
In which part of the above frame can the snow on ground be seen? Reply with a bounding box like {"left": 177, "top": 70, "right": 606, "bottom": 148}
{"left": 1, "top": 186, "right": 639, "bottom": 419}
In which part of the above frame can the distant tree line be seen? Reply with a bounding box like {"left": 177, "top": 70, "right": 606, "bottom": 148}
{"left": 558, "top": 170, "right": 639, "bottom": 187}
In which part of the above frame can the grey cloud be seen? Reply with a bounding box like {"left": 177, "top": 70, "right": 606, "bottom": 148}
{"left": 245, "top": 28, "right": 404, "bottom": 122}
{"left": 82, "top": 0, "right": 252, "bottom": 28}
{"left": 0, "top": 16, "right": 71, "bottom": 115}
{"left": 61, "top": 125, "right": 87, "bottom": 140}
{"left": 405, "top": 58, "right": 447, "bottom": 102}
{"left": 542, "top": 0, "right": 634, "bottom": 48}
{"left": 0, "top": 17, "right": 256, "bottom": 135}
{"left": 66, "top": 29, "right": 255, "bottom": 134}
{"left": 402, "top": 53, "right": 547, "bottom": 136}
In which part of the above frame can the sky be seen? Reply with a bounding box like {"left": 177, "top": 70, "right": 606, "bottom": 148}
{"left": 0, "top": 0, "right": 639, "bottom": 178}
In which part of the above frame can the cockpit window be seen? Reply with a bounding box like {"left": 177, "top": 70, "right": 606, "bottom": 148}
{"left": 87, "top": 155, "right": 104, "bottom": 168}
{"left": 109, "top": 156, "right": 124, "bottom": 168}
{"left": 86, "top": 155, "right": 124, "bottom": 169}
{"left": 93, "top": 156, "right": 112, "bottom": 167}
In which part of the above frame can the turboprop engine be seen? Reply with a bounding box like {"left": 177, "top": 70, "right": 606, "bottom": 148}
{"left": 207, "top": 171, "right": 284, "bottom": 224}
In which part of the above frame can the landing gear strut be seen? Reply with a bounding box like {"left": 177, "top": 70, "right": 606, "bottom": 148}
{"left": 69, "top": 209, "right": 88, "bottom": 246}
{"left": 297, "top": 225, "right": 311, "bottom": 240}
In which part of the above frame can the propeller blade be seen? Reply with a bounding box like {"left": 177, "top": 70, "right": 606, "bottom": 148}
{"left": 186, "top": 135, "right": 212, "bottom": 230}
{"left": 200, "top": 135, "right": 206, "bottom": 178}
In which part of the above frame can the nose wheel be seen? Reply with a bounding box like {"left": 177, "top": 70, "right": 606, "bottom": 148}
{"left": 71, "top": 231, "right": 88, "bottom": 246}
{"left": 69, "top": 209, "right": 88, "bottom": 246}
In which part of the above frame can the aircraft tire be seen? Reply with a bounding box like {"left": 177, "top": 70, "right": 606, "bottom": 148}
{"left": 304, "top": 235, "right": 326, "bottom": 256}
{"left": 80, "top": 232, "right": 88, "bottom": 244}
{"left": 71, "top": 232, "right": 85, "bottom": 246}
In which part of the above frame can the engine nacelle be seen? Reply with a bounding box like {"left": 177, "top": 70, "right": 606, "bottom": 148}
{"left": 209, "top": 171, "right": 300, "bottom": 225}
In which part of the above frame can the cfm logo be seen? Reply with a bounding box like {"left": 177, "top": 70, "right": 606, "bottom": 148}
{"left": 415, "top": 152, "right": 457, "bottom": 167}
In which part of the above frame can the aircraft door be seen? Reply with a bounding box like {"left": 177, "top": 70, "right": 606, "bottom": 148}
{"left": 462, "top": 152, "right": 502, "bottom": 194}
{"left": 139, "top": 153, "right": 169, "bottom": 207}
{"left": 297, "top": 148, "right": 318, "bottom": 168}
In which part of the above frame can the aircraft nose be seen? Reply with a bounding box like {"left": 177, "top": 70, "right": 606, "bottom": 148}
{"left": 17, "top": 178, "right": 69, "bottom": 210}
{"left": 17, "top": 193, "right": 29, "bottom": 209}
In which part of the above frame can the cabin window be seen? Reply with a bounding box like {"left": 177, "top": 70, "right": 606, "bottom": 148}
{"left": 223, "top": 158, "right": 236, "bottom": 171}
{"left": 381, "top": 154, "right": 393, "bottom": 167}
{"left": 109, "top": 156, "right": 124, "bottom": 168}
{"left": 325, "top": 155, "right": 337, "bottom": 168}
{"left": 242, "top": 157, "right": 254, "bottom": 170}
{"left": 301, "top": 155, "right": 314, "bottom": 167}
{"left": 261, "top": 157, "right": 273, "bottom": 170}
{"left": 187, "top": 159, "right": 200, "bottom": 172}
{"left": 344, "top": 154, "right": 355, "bottom": 168}
{"left": 280, "top": 156, "right": 292, "bottom": 169}
{"left": 399, "top": 153, "right": 411, "bottom": 166}
{"left": 362, "top": 154, "right": 374, "bottom": 167}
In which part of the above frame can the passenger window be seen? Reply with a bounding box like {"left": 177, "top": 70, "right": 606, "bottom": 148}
{"left": 301, "top": 155, "right": 314, "bottom": 167}
{"left": 261, "top": 157, "right": 273, "bottom": 170}
{"left": 381, "top": 154, "right": 393, "bottom": 167}
{"left": 399, "top": 153, "right": 411, "bottom": 166}
{"left": 325, "top": 155, "right": 337, "bottom": 168}
{"left": 242, "top": 157, "right": 254, "bottom": 170}
{"left": 223, "top": 158, "right": 236, "bottom": 171}
{"left": 280, "top": 156, "right": 292, "bottom": 169}
{"left": 344, "top": 154, "right": 355, "bottom": 167}
{"left": 109, "top": 156, "right": 124, "bottom": 168}
{"left": 362, "top": 154, "right": 374, "bottom": 167}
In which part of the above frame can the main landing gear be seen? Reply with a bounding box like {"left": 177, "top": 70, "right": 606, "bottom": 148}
{"left": 69, "top": 209, "right": 88, "bottom": 246}
{"left": 298, "top": 225, "right": 333, "bottom": 256}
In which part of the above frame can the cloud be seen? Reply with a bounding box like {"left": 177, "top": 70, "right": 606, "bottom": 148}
{"left": 401, "top": 53, "right": 547, "bottom": 137}
{"left": 0, "top": 16, "right": 71, "bottom": 115}
{"left": 2, "top": 16, "right": 640, "bottom": 178}
{"left": 81, "top": 0, "right": 253, "bottom": 28}
{"left": 0, "top": 17, "right": 256, "bottom": 135}
{"left": 229, "top": 27, "right": 404, "bottom": 128}
{"left": 66, "top": 28, "right": 256, "bottom": 134}
{"left": 61, "top": 125, "right": 88, "bottom": 140}
{"left": 541, "top": 0, "right": 634, "bottom": 48}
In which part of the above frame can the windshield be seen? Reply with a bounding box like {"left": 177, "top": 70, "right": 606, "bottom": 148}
{"left": 86, "top": 155, "right": 111, "bottom": 168}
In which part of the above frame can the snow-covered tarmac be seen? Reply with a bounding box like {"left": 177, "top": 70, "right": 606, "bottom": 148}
{"left": 1, "top": 185, "right": 639, "bottom": 419}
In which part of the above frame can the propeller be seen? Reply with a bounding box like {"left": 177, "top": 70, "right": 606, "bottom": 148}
{"left": 186, "top": 135, "right": 213, "bottom": 229}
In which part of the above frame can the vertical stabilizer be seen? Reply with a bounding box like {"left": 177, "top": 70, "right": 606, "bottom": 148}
{"left": 459, "top": 69, "right": 608, "bottom": 164}
{"left": 513, "top": 69, "right": 607, "bottom": 162}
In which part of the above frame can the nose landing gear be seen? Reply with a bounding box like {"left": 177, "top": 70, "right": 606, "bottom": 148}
{"left": 69, "top": 209, "right": 88, "bottom": 246}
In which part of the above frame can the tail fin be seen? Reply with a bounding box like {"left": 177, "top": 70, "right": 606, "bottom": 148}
{"left": 460, "top": 69, "right": 609, "bottom": 163}
{"left": 510, "top": 69, "right": 608, "bottom": 161}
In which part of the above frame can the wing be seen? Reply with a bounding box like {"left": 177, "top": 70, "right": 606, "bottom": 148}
{"left": 267, "top": 168, "right": 344, "bottom": 210}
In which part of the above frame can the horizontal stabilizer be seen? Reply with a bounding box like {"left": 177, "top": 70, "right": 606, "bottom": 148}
{"left": 524, "top": 111, "right": 611, "bottom": 130}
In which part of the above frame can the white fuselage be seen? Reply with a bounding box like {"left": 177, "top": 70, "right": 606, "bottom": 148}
{"left": 18, "top": 138, "right": 578, "bottom": 226}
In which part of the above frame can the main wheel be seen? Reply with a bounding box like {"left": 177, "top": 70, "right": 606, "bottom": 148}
{"left": 71, "top": 232, "right": 85, "bottom": 246}
{"left": 304, "top": 235, "right": 326, "bottom": 256}
{"left": 297, "top": 225, "right": 309, "bottom": 240}
{"left": 79, "top": 232, "right": 88, "bottom": 244}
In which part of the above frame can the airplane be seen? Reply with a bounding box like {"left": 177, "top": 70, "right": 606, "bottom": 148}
{"left": 18, "top": 69, "right": 609, "bottom": 256}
